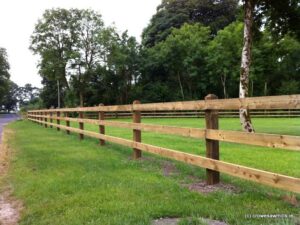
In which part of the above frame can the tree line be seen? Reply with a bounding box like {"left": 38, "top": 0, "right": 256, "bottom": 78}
{"left": 1, "top": 0, "right": 299, "bottom": 115}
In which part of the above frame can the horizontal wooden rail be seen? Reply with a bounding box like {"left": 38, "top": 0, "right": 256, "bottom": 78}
{"left": 28, "top": 114, "right": 300, "bottom": 151}
{"left": 28, "top": 118, "right": 300, "bottom": 193}
{"left": 28, "top": 95, "right": 300, "bottom": 112}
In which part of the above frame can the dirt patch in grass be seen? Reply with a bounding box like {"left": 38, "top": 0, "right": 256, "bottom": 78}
{"left": 0, "top": 129, "right": 22, "bottom": 225}
{"left": 281, "top": 194, "right": 299, "bottom": 207}
{"left": 0, "top": 189, "right": 22, "bottom": 225}
{"left": 152, "top": 217, "right": 228, "bottom": 225}
{"left": 0, "top": 130, "right": 13, "bottom": 176}
{"left": 162, "top": 162, "right": 180, "bottom": 177}
{"left": 160, "top": 160, "right": 239, "bottom": 195}
{"left": 184, "top": 180, "right": 239, "bottom": 194}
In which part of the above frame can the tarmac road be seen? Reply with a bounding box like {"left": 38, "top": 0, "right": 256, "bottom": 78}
{"left": 0, "top": 114, "right": 19, "bottom": 143}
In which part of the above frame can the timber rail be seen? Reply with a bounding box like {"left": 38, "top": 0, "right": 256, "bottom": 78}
{"left": 27, "top": 94, "right": 300, "bottom": 193}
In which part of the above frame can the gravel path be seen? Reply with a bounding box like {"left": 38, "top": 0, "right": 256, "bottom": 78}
{"left": 0, "top": 114, "right": 21, "bottom": 225}
{"left": 0, "top": 114, "right": 19, "bottom": 143}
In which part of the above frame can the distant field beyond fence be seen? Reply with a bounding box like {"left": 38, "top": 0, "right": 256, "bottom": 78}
{"left": 84, "top": 109, "right": 300, "bottom": 119}
{"left": 28, "top": 94, "right": 300, "bottom": 194}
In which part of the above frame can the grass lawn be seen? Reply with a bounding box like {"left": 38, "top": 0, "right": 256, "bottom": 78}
{"left": 3, "top": 118, "right": 300, "bottom": 225}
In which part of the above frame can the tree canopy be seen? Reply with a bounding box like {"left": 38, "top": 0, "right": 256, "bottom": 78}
{"left": 25, "top": 3, "right": 299, "bottom": 110}
{"left": 142, "top": 0, "right": 239, "bottom": 47}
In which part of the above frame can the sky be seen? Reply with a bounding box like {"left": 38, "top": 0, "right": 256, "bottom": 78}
{"left": 0, "top": 0, "right": 161, "bottom": 88}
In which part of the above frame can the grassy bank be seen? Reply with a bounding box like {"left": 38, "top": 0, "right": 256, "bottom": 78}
{"left": 4, "top": 118, "right": 300, "bottom": 225}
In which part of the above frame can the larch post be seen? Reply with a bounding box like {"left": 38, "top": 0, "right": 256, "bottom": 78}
{"left": 65, "top": 112, "right": 70, "bottom": 134}
{"left": 79, "top": 112, "right": 84, "bottom": 140}
{"left": 205, "top": 94, "right": 220, "bottom": 185}
{"left": 99, "top": 104, "right": 105, "bottom": 145}
{"left": 132, "top": 100, "right": 142, "bottom": 159}
{"left": 57, "top": 111, "right": 60, "bottom": 131}
{"left": 44, "top": 112, "right": 48, "bottom": 128}
{"left": 50, "top": 112, "right": 53, "bottom": 128}
{"left": 40, "top": 112, "right": 43, "bottom": 126}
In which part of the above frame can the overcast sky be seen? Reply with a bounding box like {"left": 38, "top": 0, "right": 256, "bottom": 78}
{"left": 0, "top": 0, "right": 161, "bottom": 87}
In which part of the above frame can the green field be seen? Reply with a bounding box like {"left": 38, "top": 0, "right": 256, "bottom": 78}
{"left": 3, "top": 118, "right": 300, "bottom": 225}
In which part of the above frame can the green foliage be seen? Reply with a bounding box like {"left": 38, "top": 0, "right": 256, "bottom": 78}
{"left": 141, "top": 21, "right": 300, "bottom": 101}
{"left": 253, "top": 0, "right": 300, "bottom": 40}
{"left": 1, "top": 81, "right": 18, "bottom": 111}
{"left": 0, "top": 47, "right": 10, "bottom": 107}
{"left": 30, "top": 4, "right": 300, "bottom": 107}
{"left": 206, "top": 22, "right": 244, "bottom": 98}
{"left": 141, "top": 24, "right": 211, "bottom": 100}
{"left": 30, "top": 8, "right": 141, "bottom": 107}
{"left": 252, "top": 32, "right": 300, "bottom": 96}
{"left": 142, "top": 0, "right": 239, "bottom": 47}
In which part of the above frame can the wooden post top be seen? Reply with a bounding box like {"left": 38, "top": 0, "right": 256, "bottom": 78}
{"left": 133, "top": 100, "right": 141, "bottom": 105}
{"left": 205, "top": 94, "right": 218, "bottom": 100}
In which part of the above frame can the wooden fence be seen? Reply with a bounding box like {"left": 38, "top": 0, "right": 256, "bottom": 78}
{"left": 84, "top": 109, "right": 300, "bottom": 119}
{"left": 27, "top": 94, "right": 300, "bottom": 193}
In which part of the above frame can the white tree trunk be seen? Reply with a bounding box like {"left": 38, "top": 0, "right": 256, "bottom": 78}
{"left": 239, "top": 0, "right": 255, "bottom": 133}
{"left": 177, "top": 72, "right": 185, "bottom": 100}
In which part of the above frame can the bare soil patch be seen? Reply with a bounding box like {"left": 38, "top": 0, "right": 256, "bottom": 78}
{"left": 152, "top": 217, "right": 228, "bottom": 225}
{"left": 184, "top": 180, "right": 239, "bottom": 194}
{"left": 0, "top": 129, "right": 22, "bottom": 225}
{"left": 162, "top": 162, "right": 179, "bottom": 177}
{"left": 0, "top": 189, "right": 22, "bottom": 225}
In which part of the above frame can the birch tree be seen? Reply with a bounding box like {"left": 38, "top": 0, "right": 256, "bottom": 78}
{"left": 239, "top": 0, "right": 255, "bottom": 133}
{"left": 239, "top": 0, "right": 299, "bottom": 132}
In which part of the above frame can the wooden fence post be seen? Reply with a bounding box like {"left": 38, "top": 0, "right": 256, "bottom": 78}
{"left": 57, "top": 111, "right": 60, "bottom": 131}
{"left": 132, "top": 100, "right": 142, "bottom": 159}
{"left": 205, "top": 94, "right": 220, "bottom": 185}
{"left": 65, "top": 112, "right": 70, "bottom": 135}
{"left": 99, "top": 104, "right": 105, "bottom": 145}
{"left": 44, "top": 112, "right": 48, "bottom": 128}
{"left": 40, "top": 112, "right": 43, "bottom": 126}
{"left": 50, "top": 112, "right": 53, "bottom": 128}
{"left": 79, "top": 112, "right": 84, "bottom": 140}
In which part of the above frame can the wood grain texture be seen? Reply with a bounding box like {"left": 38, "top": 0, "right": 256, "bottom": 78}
{"left": 133, "top": 100, "right": 142, "bottom": 159}
{"left": 28, "top": 95, "right": 300, "bottom": 112}
{"left": 79, "top": 112, "right": 84, "bottom": 140}
{"left": 65, "top": 112, "right": 70, "bottom": 134}
{"left": 205, "top": 94, "right": 220, "bottom": 184}
{"left": 99, "top": 104, "right": 105, "bottom": 145}
{"left": 56, "top": 112, "right": 60, "bottom": 131}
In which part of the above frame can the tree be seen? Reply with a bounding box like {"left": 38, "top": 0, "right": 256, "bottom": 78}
{"left": 251, "top": 31, "right": 300, "bottom": 96}
{"left": 30, "top": 9, "right": 124, "bottom": 107}
{"left": 68, "top": 9, "right": 105, "bottom": 106}
{"left": 141, "top": 23, "right": 211, "bottom": 101}
{"left": 142, "top": 0, "right": 239, "bottom": 47}
{"left": 1, "top": 81, "right": 18, "bottom": 112}
{"left": 207, "top": 22, "right": 244, "bottom": 98}
{"left": 30, "top": 8, "right": 76, "bottom": 89}
{"left": 39, "top": 77, "right": 60, "bottom": 108}
{"left": 18, "top": 84, "right": 40, "bottom": 107}
{"left": 0, "top": 47, "right": 10, "bottom": 106}
{"left": 239, "top": 0, "right": 300, "bottom": 132}
{"left": 104, "top": 31, "right": 140, "bottom": 104}
{"left": 30, "top": 8, "right": 76, "bottom": 107}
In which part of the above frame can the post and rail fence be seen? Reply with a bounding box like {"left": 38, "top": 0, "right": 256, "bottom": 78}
{"left": 27, "top": 94, "right": 300, "bottom": 193}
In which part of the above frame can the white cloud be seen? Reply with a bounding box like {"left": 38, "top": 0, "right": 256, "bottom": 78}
{"left": 0, "top": 0, "right": 160, "bottom": 87}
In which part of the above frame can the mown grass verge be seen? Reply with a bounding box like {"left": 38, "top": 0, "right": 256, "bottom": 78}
{"left": 4, "top": 118, "right": 300, "bottom": 225}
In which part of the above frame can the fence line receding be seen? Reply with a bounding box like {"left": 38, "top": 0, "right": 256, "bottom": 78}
{"left": 27, "top": 94, "right": 300, "bottom": 193}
